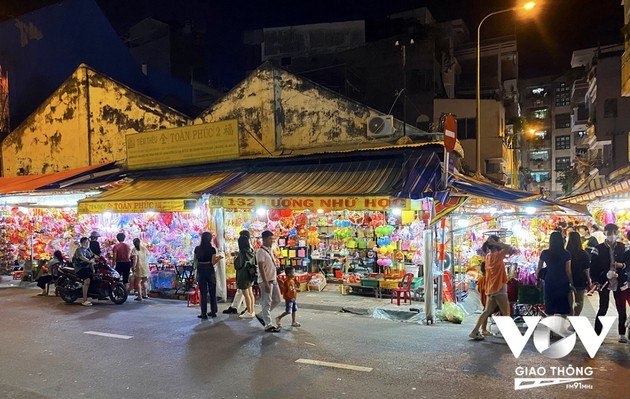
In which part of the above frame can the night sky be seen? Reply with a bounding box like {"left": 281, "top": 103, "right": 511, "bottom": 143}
{"left": 1, "top": 0, "right": 624, "bottom": 84}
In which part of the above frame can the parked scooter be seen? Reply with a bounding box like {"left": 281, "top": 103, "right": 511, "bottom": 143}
{"left": 56, "top": 257, "right": 127, "bottom": 304}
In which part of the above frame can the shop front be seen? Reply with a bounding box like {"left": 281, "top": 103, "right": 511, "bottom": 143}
{"left": 0, "top": 162, "right": 122, "bottom": 275}
{"left": 76, "top": 173, "right": 240, "bottom": 299}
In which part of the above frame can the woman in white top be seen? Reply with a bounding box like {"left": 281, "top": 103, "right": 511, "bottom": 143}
{"left": 131, "top": 238, "right": 150, "bottom": 301}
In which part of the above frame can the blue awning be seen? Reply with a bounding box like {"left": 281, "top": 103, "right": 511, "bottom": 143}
{"left": 393, "top": 151, "right": 444, "bottom": 199}
{"left": 450, "top": 173, "right": 589, "bottom": 215}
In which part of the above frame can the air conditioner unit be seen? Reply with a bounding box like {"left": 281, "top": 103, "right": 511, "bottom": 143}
{"left": 367, "top": 115, "right": 395, "bottom": 137}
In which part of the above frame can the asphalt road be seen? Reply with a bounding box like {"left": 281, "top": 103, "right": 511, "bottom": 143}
{"left": 0, "top": 287, "right": 629, "bottom": 399}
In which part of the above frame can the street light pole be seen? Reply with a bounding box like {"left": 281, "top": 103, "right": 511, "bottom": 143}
{"left": 476, "top": 2, "right": 536, "bottom": 175}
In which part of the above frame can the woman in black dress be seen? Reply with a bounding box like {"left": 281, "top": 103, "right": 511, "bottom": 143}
{"left": 193, "top": 232, "right": 223, "bottom": 319}
{"left": 537, "top": 231, "right": 573, "bottom": 315}
{"left": 566, "top": 231, "right": 591, "bottom": 315}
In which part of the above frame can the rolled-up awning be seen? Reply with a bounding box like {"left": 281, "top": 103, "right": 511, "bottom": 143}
{"left": 0, "top": 162, "right": 118, "bottom": 195}
{"left": 78, "top": 173, "right": 241, "bottom": 214}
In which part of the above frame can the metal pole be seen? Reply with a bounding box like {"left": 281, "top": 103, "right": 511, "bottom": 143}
{"left": 402, "top": 45, "right": 407, "bottom": 137}
{"left": 423, "top": 228, "right": 434, "bottom": 324}
{"left": 450, "top": 215, "right": 456, "bottom": 303}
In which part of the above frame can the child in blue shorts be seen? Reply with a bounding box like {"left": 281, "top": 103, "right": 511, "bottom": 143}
{"left": 276, "top": 267, "right": 301, "bottom": 328}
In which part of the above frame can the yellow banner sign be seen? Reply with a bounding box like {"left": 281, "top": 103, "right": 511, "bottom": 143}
{"left": 210, "top": 196, "right": 410, "bottom": 211}
{"left": 78, "top": 199, "right": 197, "bottom": 214}
{"left": 126, "top": 120, "right": 239, "bottom": 170}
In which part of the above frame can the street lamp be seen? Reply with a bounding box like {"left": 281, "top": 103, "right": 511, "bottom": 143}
{"left": 395, "top": 39, "right": 414, "bottom": 137}
{"left": 476, "top": 1, "right": 536, "bottom": 175}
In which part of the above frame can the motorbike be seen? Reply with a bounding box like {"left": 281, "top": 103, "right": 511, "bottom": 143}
{"left": 56, "top": 257, "right": 128, "bottom": 305}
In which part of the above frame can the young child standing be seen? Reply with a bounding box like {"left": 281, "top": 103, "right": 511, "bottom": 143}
{"left": 276, "top": 267, "right": 301, "bottom": 328}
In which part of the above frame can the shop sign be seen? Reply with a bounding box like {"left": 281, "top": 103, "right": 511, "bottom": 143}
{"left": 78, "top": 199, "right": 197, "bottom": 214}
{"left": 211, "top": 196, "right": 410, "bottom": 211}
{"left": 126, "top": 120, "right": 239, "bottom": 170}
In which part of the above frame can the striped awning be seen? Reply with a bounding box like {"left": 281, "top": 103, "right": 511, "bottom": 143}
{"left": 563, "top": 178, "right": 630, "bottom": 204}
{"left": 450, "top": 173, "right": 589, "bottom": 215}
{"left": 393, "top": 151, "right": 443, "bottom": 199}
{"left": 78, "top": 172, "right": 241, "bottom": 214}
{"left": 213, "top": 160, "right": 402, "bottom": 196}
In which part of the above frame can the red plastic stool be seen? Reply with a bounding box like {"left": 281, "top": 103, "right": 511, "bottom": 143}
{"left": 12, "top": 271, "right": 23, "bottom": 280}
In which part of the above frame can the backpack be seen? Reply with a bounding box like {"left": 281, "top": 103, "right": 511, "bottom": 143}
{"left": 246, "top": 258, "right": 258, "bottom": 282}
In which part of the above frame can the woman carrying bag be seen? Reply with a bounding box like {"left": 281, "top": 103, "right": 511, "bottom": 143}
{"left": 233, "top": 230, "right": 257, "bottom": 318}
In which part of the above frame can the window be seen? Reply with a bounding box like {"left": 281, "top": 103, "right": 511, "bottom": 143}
{"left": 533, "top": 130, "right": 548, "bottom": 139}
{"left": 575, "top": 148, "right": 587, "bottom": 159}
{"left": 555, "top": 135, "right": 570, "bottom": 150}
{"left": 555, "top": 157, "right": 571, "bottom": 172}
{"left": 529, "top": 150, "right": 549, "bottom": 161}
{"left": 486, "top": 161, "right": 503, "bottom": 174}
{"left": 555, "top": 83, "right": 570, "bottom": 107}
{"left": 530, "top": 107, "right": 549, "bottom": 119}
{"left": 604, "top": 98, "right": 618, "bottom": 118}
{"left": 555, "top": 113, "right": 571, "bottom": 128}
{"left": 456, "top": 118, "right": 476, "bottom": 140}
{"left": 531, "top": 171, "right": 550, "bottom": 182}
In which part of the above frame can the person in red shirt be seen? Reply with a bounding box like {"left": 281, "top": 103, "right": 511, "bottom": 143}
{"left": 112, "top": 233, "right": 132, "bottom": 292}
{"left": 275, "top": 266, "right": 301, "bottom": 328}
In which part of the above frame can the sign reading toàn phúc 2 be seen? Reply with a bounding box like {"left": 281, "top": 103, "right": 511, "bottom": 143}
{"left": 125, "top": 120, "right": 239, "bottom": 170}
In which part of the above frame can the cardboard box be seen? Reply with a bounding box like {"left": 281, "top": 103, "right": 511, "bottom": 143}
{"left": 298, "top": 281, "right": 308, "bottom": 292}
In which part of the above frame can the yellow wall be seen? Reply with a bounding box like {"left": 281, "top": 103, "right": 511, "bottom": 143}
{"left": 1, "top": 64, "right": 189, "bottom": 177}
{"left": 195, "top": 63, "right": 389, "bottom": 156}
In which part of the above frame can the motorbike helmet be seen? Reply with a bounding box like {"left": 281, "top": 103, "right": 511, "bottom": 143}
{"left": 90, "top": 231, "right": 101, "bottom": 238}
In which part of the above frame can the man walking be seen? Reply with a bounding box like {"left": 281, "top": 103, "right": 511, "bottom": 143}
{"left": 255, "top": 231, "right": 281, "bottom": 332}
{"left": 590, "top": 223, "right": 628, "bottom": 343}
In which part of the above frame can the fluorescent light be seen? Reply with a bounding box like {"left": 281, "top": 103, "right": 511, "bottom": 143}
{"left": 525, "top": 206, "right": 536, "bottom": 215}
{"left": 256, "top": 207, "right": 267, "bottom": 217}
{"left": 391, "top": 208, "right": 402, "bottom": 216}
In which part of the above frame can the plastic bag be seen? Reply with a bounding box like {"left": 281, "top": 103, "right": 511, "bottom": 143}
{"left": 442, "top": 302, "right": 464, "bottom": 324}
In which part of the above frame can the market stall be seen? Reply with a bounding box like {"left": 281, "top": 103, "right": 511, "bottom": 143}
{"left": 204, "top": 153, "right": 445, "bottom": 300}
{"left": 76, "top": 173, "right": 239, "bottom": 298}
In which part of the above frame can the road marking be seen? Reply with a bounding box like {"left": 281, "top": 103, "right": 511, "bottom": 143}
{"left": 295, "top": 358, "right": 372, "bottom": 372}
{"left": 303, "top": 342, "right": 317, "bottom": 346}
{"left": 84, "top": 331, "right": 133, "bottom": 340}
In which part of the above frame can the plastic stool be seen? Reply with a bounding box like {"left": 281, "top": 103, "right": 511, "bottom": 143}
{"left": 12, "top": 271, "right": 23, "bottom": 280}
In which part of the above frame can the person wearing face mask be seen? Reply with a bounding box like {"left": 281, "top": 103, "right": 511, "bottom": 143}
{"left": 590, "top": 223, "right": 628, "bottom": 343}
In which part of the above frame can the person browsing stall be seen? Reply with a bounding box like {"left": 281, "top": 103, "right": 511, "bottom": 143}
{"left": 255, "top": 230, "right": 281, "bottom": 333}
{"left": 112, "top": 233, "right": 132, "bottom": 292}
{"left": 537, "top": 231, "right": 573, "bottom": 316}
{"left": 194, "top": 232, "right": 223, "bottom": 319}
{"left": 89, "top": 231, "right": 102, "bottom": 257}
{"left": 131, "top": 238, "right": 150, "bottom": 301}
